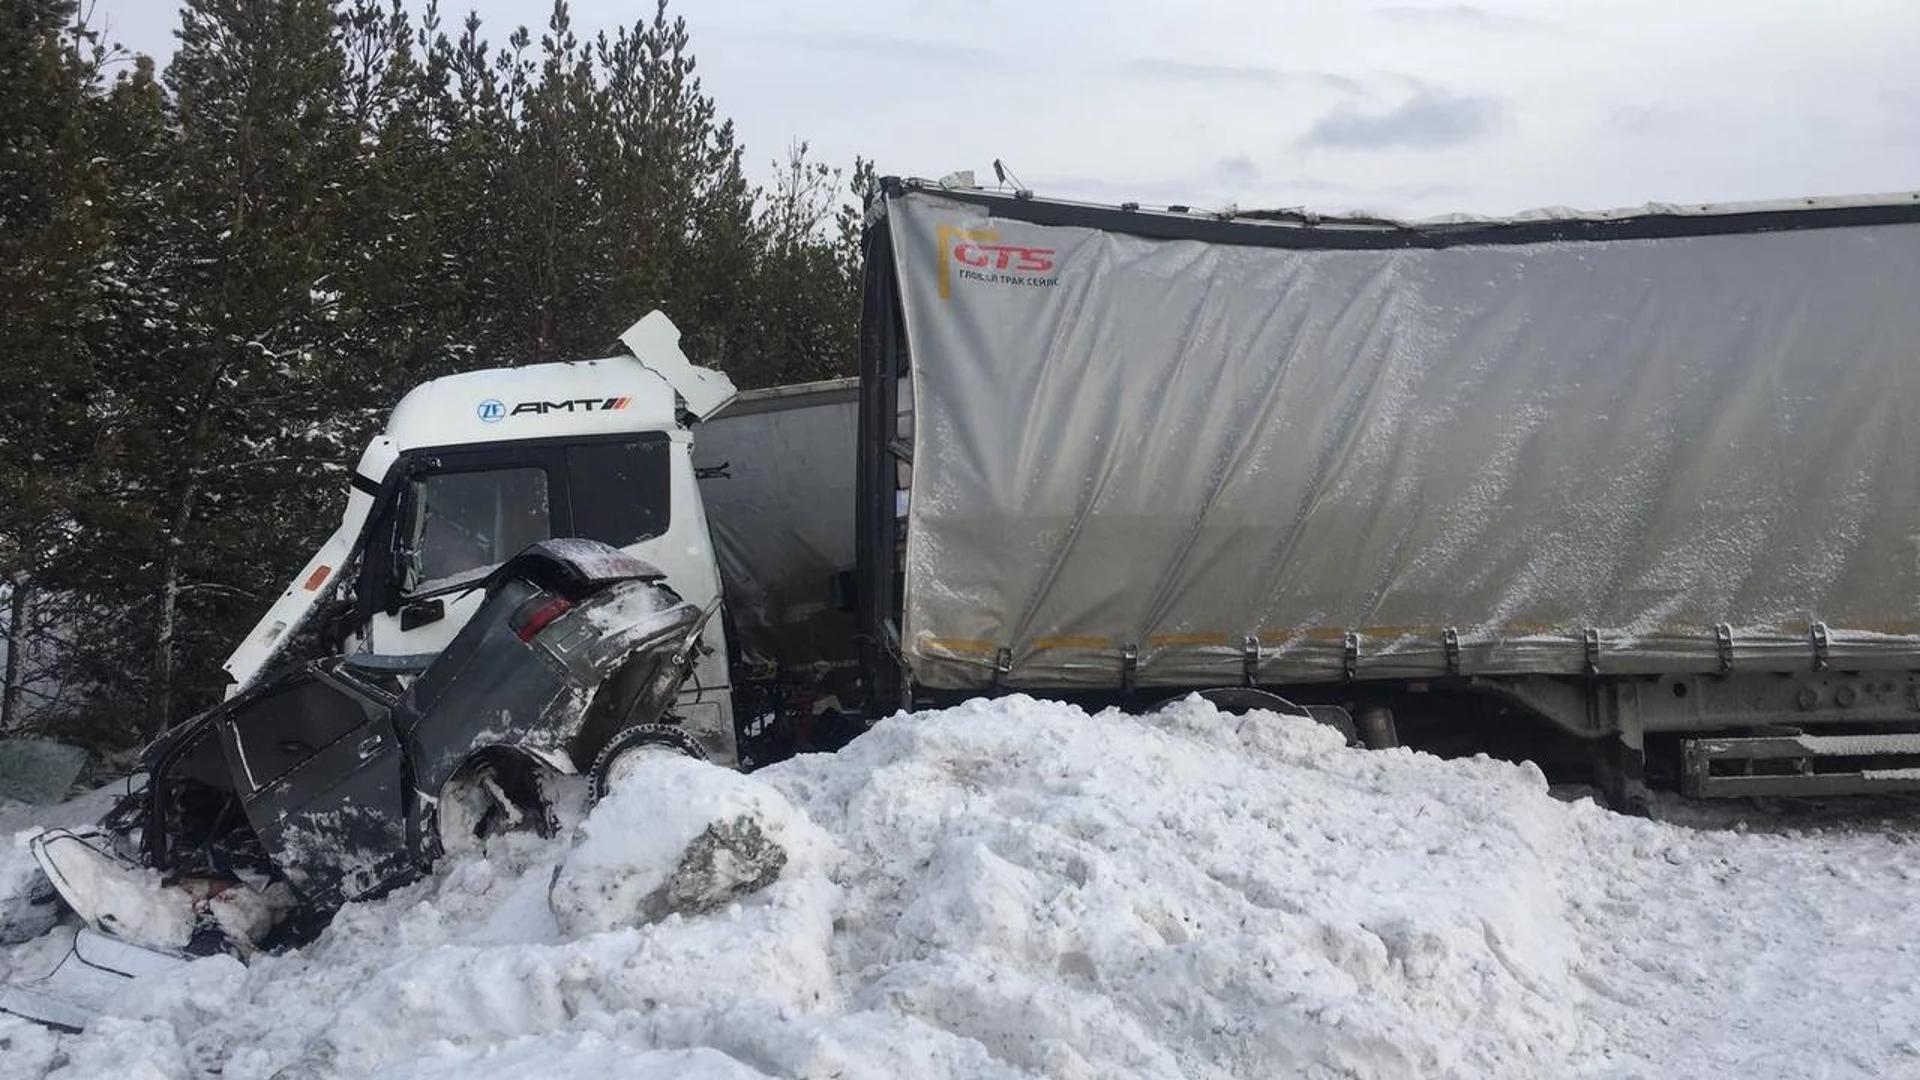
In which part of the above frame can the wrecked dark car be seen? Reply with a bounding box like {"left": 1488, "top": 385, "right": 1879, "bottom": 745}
{"left": 27, "top": 539, "right": 712, "bottom": 957}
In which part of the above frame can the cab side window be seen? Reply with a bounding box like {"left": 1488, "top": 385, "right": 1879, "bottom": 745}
{"left": 566, "top": 439, "right": 670, "bottom": 547}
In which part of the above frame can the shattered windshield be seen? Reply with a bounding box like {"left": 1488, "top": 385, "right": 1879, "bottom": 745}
{"left": 402, "top": 467, "right": 551, "bottom": 594}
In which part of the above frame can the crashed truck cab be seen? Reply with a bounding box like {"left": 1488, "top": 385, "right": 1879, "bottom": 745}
{"left": 223, "top": 312, "right": 740, "bottom": 766}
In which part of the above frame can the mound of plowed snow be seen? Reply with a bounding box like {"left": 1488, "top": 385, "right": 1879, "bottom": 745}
{"left": 5, "top": 696, "right": 1920, "bottom": 1078}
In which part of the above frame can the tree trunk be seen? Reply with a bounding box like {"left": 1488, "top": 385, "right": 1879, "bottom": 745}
{"left": 2, "top": 572, "right": 29, "bottom": 732}
{"left": 147, "top": 361, "right": 222, "bottom": 740}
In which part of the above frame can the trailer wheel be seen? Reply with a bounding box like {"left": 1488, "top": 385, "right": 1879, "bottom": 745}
{"left": 590, "top": 723, "right": 707, "bottom": 802}
{"left": 1183, "top": 687, "right": 1362, "bottom": 747}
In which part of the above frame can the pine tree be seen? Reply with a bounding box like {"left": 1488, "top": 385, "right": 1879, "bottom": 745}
{"left": 127, "top": 0, "right": 361, "bottom": 735}
{"left": 3, "top": 0, "right": 873, "bottom": 747}
{"left": 330, "top": 0, "right": 465, "bottom": 401}
{"left": 0, "top": 1, "right": 115, "bottom": 731}
{"left": 31, "top": 49, "right": 179, "bottom": 742}
{"left": 744, "top": 144, "right": 869, "bottom": 387}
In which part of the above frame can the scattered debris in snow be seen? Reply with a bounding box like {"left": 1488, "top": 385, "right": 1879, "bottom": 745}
{"left": 1, "top": 784, "right": 136, "bottom": 947}
{"left": 20, "top": 830, "right": 196, "bottom": 949}
{"left": 4, "top": 695, "right": 1920, "bottom": 1078}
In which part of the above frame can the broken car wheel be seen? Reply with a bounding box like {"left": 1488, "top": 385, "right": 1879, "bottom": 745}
{"left": 435, "top": 757, "right": 554, "bottom": 854}
{"left": 590, "top": 723, "right": 707, "bottom": 802}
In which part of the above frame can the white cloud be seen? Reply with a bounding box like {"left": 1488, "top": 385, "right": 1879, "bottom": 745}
{"left": 1371, "top": 4, "right": 1567, "bottom": 34}
{"left": 1299, "top": 89, "right": 1504, "bottom": 150}
{"left": 82, "top": 0, "right": 1920, "bottom": 217}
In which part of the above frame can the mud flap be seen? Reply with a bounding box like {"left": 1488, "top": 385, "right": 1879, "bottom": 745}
{"left": 0, "top": 927, "right": 192, "bottom": 1032}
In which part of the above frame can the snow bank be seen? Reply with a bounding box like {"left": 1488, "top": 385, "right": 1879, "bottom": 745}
{"left": 5, "top": 696, "right": 1920, "bottom": 1078}
{"left": 549, "top": 755, "right": 809, "bottom": 936}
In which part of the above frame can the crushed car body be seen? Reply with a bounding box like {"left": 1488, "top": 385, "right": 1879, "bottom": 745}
{"left": 2, "top": 539, "right": 711, "bottom": 1027}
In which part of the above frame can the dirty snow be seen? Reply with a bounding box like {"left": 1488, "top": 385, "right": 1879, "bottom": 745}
{"left": 550, "top": 754, "right": 803, "bottom": 937}
{"left": 4, "top": 696, "right": 1920, "bottom": 1078}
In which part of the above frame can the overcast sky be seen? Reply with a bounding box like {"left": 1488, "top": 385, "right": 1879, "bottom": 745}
{"left": 83, "top": 0, "right": 1920, "bottom": 218}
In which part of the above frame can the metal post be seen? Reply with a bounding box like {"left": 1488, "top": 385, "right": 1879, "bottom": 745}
{"left": 1596, "top": 695, "right": 1651, "bottom": 816}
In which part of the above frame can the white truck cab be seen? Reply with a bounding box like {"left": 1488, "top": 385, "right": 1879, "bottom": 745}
{"left": 221, "top": 312, "right": 741, "bottom": 763}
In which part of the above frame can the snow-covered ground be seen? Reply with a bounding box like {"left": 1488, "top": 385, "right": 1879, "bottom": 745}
{"left": 5, "top": 695, "right": 1920, "bottom": 1079}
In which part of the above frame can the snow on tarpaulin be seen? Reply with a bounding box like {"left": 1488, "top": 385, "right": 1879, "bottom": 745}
{"left": 5, "top": 696, "right": 1920, "bottom": 1077}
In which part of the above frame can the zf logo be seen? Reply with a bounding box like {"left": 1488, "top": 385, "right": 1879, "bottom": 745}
{"left": 936, "top": 223, "right": 1059, "bottom": 299}
{"left": 477, "top": 397, "right": 631, "bottom": 422}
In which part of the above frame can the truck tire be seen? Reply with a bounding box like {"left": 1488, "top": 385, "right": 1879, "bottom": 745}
{"left": 1182, "top": 687, "right": 1362, "bottom": 747}
{"left": 590, "top": 723, "right": 707, "bottom": 802}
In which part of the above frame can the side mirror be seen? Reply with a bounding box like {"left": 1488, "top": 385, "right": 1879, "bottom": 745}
{"left": 391, "top": 532, "right": 423, "bottom": 599}
{"left": 389, "top": 468, "right": 433, "bottom": 601}
{"left": 671, "top": 598, "right": 725, "bottom": 671}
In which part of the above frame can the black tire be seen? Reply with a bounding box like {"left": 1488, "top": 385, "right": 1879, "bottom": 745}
{"left": 589, "top": 723, "right": 707, "bottom": 802}
{"left": 1177, "top": 687, "right": 1362, "bottom": 747}
{"left": 1189, "top": 687, "right": 1311, "bottom": 719}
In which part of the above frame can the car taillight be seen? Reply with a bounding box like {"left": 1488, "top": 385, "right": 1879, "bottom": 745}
{"left": 512, "top": 595, "right": 574, "bottom": 642}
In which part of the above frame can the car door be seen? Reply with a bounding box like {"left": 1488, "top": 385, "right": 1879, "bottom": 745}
{"left": 216, "top": 667, "right": 414, "bottom": 905}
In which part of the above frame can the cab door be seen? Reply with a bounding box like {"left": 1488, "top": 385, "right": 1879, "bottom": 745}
{"left": 216, "top": 668, "right": 413, "bottom": 905}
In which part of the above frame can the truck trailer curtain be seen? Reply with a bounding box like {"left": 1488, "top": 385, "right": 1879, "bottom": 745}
{"left": 884, "top": 188, "right": 1920, "bottom": 690}
{"left": 696, "top": 382, "right": 861, "bottom": 672}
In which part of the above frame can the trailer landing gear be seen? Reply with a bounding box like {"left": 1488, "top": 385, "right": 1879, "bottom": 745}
{"left": 1596, "top": 720, "right": 1652, "bottom": 817}
{"left": 1354, "top": 705, "right": 1401, "bottom": 751}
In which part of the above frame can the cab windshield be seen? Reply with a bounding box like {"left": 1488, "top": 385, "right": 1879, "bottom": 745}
{"left": 401, "top": 466, "right": 552, "bottom": 594}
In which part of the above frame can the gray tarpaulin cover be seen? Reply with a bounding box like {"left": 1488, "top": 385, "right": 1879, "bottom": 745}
{"left": 695, "top": 381, "right": 859, "bottom": 671}
{"left": 885, "top": 189, "right": 1920, "bottom": 690}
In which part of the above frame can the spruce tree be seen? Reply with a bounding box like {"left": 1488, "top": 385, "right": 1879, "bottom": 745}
{"left": 131, "top": 0, "right": 360, "bottom": 734}
{"left": 0, "top": 1, "right": 113, "bottom": 731}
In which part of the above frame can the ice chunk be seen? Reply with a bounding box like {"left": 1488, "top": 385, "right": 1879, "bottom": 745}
{"left": 548, "top": 757, "right": 796, "bottom": 936}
